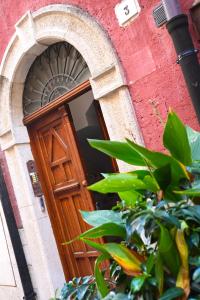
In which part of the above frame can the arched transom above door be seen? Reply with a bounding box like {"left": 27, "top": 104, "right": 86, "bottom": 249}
{"left": 23, "top": 42, "right": 90, "bottom": 116}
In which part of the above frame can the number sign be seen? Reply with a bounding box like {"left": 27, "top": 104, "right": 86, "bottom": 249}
{"left": 115, "top": 0, "right": 140, "bottom": 26}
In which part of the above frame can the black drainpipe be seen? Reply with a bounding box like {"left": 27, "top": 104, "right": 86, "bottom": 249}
{"left": 0, "top": 165, "right": 37, "bottom": 300}
{"left": 162, "top": 0, "right": 200, "bottom": 122}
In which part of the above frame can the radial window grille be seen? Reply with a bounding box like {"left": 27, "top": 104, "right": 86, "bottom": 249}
{"left": 23, "top": 42, "right": 90, "bottom": 116}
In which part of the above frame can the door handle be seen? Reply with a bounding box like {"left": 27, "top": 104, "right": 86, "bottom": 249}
{"left": 53, "top": 182, "right": 80, "bottom": 194}
{"left": 81, "top": 180, "right": 88, "bottom": 187}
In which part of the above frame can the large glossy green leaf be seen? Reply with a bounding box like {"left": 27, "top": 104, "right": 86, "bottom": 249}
{"left": 163, "top": 110, "right": 192, "bottom": 165}
{"left": 82, "top": 240, "right": 143, "bottom": 276}
{"left": 94, "top": 254, "right": 110, "bottom": 298}
{"left": 80, "top": 210, "right": 124, "bottom": 227}
{"left": 129, "top": 169, "right": 151, "bottom": 179}
{"left": 65, "top": 222, "right": 126, "bottom": 245}
{"left": 104, "top": 171, "right": 160, "bottom": 193}
{"left": 175, "top": 188, "right": 200, "bottom": 196}
{"left": 126, "top": 138, "right": 172, "bottom": 169}
{"left": 88, "top": 173, "right": 146, "bottom": 193}
{"left": 145, "top": 253, "right": 155, "bottom": 274}
{"left": 79, "top": 223, "right": 126, "bottom": 239}
{"left": 158, "top": 224, "right": 180, "bottom": 276}
{"left": 155, "top": 253, "right": 164, "bottom": 294}
{"left": 176, "top": 229, "right": 190, "bottom": 299}
{"left": 186, "top": 126, "right": 200, "bottom": 161}
{"left": 88, "top": 139, "right": 146, "bottom": 166}
{"left": 154, "top": 164, "right": 171, "bottom": 191}
{"left": 118, "top": 190, "right": 143, "bottom": 207}
{"left": 143, "top": 175, "right": 160, "bottom": 192}
{"left": 103, "top": 243, "right": 143, "bottom": 276}
{"left": 165, "top": 159, "right": 190, "bottom": 186}
{"left": 165, "top": 184, "right": 183, "bottom": 202}
{"left": 174, "top": 181, "right": 200, "bottom": 196}
{"left": 159, "top": 287, "right": 184, "bottom": 300}
{"left": 81, "top": 239, "right": 109, "bottom": 255}
{"left": 126, "top": 139, "right": 189, "bottom": 183}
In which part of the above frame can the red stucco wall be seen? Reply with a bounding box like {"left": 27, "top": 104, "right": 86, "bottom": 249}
{"left": 0, "top": 0, "right": 199, "bottom": 150}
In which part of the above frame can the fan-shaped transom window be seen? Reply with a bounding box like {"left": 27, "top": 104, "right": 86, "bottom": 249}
{"left": 23, "top": 42, "right": 90, "bottom": 116}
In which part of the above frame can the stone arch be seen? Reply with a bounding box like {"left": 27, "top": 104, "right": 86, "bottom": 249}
{"left": 0, "top": 4, "right": 143, "bottom": 152}
{"left": 0, "top": 4, "right": 143, "bottom": 299}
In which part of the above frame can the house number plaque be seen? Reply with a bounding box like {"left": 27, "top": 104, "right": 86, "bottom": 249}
{"left": 115, "top": 0, "right": 140, "bottom": 26}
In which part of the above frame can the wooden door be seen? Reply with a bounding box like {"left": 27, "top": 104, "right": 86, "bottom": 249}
{"left": 28, "top": 105, "right": 99, "bottom": 280}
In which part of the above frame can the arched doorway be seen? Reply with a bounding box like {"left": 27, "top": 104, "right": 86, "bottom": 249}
{"left": 0, "top": 5, "right": 143, "bottom": 297}
{"left": 23, "top": 42, "right": 115, "bottom": 279}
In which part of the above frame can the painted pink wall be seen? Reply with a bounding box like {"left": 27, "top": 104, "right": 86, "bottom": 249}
{"left": 0, "top": 0, "right": 199, "bottom": 151}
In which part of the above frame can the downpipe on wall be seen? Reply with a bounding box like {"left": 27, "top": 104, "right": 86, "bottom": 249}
{"left": 162, "top": 0, "right": 200, "bottom": 122}
{"left": 0, "top": 165, "right": 37, "bottom": 300}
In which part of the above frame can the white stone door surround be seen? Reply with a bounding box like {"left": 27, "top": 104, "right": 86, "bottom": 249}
{"left": 0, "top": 4, "right": 143, "bottom": 299}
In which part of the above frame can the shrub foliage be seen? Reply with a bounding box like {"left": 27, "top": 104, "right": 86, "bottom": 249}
{"left": 61, "top": 111, "right": 200, "bottom": 300}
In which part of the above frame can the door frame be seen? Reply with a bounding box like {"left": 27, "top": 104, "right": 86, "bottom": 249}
{"left": 24, "top": 80, "right": 112, "bottom": 279}
{"left": 24, "top": 79, "right": 117, "bottom": 171}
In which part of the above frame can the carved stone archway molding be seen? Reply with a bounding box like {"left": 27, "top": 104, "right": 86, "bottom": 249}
{"left": 0, "top": 5, "right": 143, "bottom": 299}
{"left": 0, "top": 4, "right": 143, "bottom": 153}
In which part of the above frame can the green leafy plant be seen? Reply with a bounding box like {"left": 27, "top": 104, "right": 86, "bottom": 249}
{"left": 60, "top": 276, "right": 98, "bottom": 299}
{"left": 61, "top": 110, "right": 200, "bottom": 299}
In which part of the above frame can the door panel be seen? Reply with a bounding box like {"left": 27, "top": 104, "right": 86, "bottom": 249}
{"left": 29, "top": 105, "right": 98, "bottom": 279}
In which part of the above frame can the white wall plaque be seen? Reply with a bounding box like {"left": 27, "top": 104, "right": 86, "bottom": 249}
{"left": 115, "top": 0, "right": 140, "bottom": 26}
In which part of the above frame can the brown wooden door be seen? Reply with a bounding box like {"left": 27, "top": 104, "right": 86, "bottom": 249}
{"left": 28, "top": 105, "right": 99, "bottom": 280}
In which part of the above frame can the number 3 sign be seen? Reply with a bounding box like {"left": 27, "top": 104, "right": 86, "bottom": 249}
{"left": 115, "top": 0, "right": 140, "bottom": 26}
